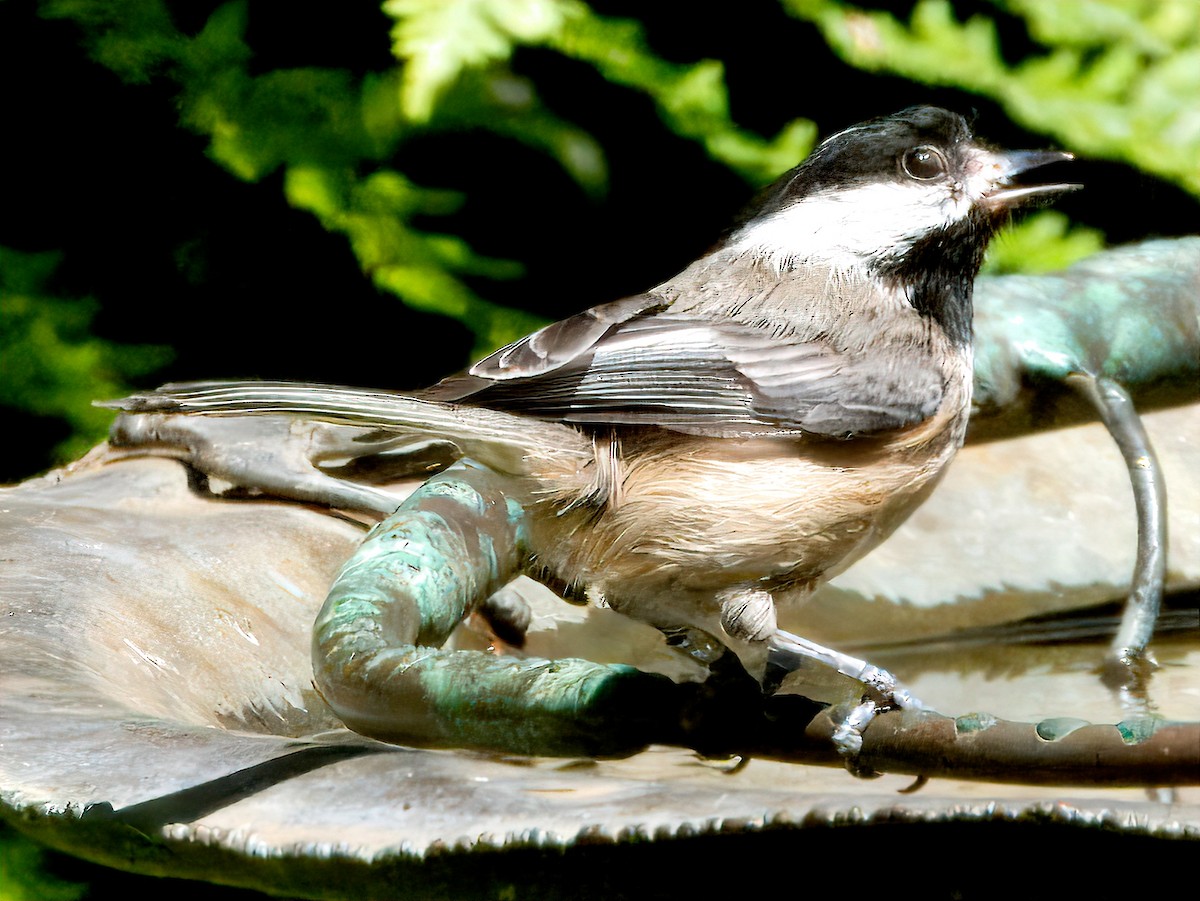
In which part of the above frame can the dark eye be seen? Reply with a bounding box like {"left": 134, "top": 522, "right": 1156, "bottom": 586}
{"left": 902, "top": 146, "right": 947, "bottom": 180}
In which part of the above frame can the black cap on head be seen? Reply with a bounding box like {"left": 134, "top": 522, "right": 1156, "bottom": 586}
{"left": 743, "top": 107, "right": 976, "bottom": 222}
{"left": 805, "top": 107, "right": 975, "bottom": 188}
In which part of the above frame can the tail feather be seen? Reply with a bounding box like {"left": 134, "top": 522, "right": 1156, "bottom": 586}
{"left": 101, "top": 380, "right": 593, "bottom": 475}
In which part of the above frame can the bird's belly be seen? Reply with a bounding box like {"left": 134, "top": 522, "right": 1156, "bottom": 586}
{"left": 533, "top": 428, "right": 961, "bottom": 602}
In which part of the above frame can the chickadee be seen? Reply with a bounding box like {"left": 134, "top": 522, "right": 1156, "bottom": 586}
{"left": 109, "top": 107, "right": 1075, "bottom": 702}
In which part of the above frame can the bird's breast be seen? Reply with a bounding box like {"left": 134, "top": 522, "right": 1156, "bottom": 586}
{"left": 527, "top": 372, "right": 970, "bottom": 603}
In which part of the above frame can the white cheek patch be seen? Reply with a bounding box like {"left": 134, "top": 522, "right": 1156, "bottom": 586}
{"left": 728, "top": 180, "right": 974, "bottom": 273}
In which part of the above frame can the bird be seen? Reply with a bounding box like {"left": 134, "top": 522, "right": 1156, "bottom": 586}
{"left": 107, "top": 106, "right": 1076, "bottom": 726}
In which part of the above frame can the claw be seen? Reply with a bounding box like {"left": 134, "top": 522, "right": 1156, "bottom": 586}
{"left": 831, "top": 699, "right": 883, "bottom": 777}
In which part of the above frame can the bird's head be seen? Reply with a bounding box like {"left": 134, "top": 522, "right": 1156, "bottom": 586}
{"left": 724, "top": 106, "right": 1077, "bottom": 277}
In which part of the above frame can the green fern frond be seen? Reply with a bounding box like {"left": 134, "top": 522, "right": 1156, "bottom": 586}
{"left": 550, "top": 4, "right": 817, "bottom": 184}
{"left": 384, "top": 0, "right": 568, "bottom": 121}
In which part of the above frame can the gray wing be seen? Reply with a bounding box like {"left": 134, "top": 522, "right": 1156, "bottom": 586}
{"left": 426, "top": 295, "right": 945, "bottom": 439}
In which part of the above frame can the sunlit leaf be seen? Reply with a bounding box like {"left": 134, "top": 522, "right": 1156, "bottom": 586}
{"left": 384, "top": 0, "right": 568, "bottom": 121}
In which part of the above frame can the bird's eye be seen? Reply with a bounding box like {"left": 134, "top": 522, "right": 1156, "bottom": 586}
{"left": 902, "top": 146, "right": 947, "bottom": 180}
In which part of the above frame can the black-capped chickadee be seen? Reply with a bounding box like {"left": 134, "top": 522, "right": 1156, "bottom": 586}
{"left": 108, "top": 106, "right": 1076, "bottom": 712}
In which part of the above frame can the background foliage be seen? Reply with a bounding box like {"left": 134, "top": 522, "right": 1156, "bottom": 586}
{"left": 3, "top": 0, "right": 1198, "bottom": 483}
{"left": 1, "top": 1, "right": 1198, "bottom": 896}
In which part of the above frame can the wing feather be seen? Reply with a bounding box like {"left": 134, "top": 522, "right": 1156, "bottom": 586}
{"left": 434, "top": 297, "right": 944, "bottom": 438}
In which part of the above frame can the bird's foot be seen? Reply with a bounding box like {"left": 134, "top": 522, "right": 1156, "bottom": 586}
{"left": 833, "top": 664, "right": 924, "bottom": 776}
{"left": 831, "top": 698, "right": 879, "bottom": 774}
{"left": 766, "top": 630, "right": 924, "bottom": 776}
{"left": 857, "top": 664, "right": 922, "bottom": 711}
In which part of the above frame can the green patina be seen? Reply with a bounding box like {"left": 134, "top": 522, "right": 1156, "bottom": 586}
{"left": 313, "top": 458, "right": 680, "bottom": 756}
{"left": 954, "top": 712, "right": 998, "bottom": 734}
{"left": 1116, "top": 717, "right": 1163, "bottom": 745}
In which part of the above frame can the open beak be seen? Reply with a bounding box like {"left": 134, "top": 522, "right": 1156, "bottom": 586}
{"left": 980, "top": 149, "right": 1080, "bottom": 209}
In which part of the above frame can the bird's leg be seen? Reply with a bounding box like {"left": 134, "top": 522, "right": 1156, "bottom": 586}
{"left": 717, "top": 585, "right": 917, "bottom": 710}
{"left": 658, "top": 626, "right": 728, "bottom": 665}
{"left": 766, "top": 629, "right": 917, "bottom": 705}
{"left": 716, "top": 586, "right": 917, "bottom": 769}
{"left": 717, "top": 586, "right": 778, "bottom": 642}
{"left": 465, "top": 581, "right": 534, "bottom": 651}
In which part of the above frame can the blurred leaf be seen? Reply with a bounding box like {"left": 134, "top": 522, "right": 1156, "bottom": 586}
{"left": 187, "top": 67, "right": 376, "bottom": 181}
{"left": 384, "top": 0, "right": 567, "bottom": 121}
{"left": 284, "top": 165, "right": 542, "bottom": 356}
{"left": 982, "top": 211, "right": 1107, "bottom": 274}
{"left": 0, "top": 824, "right": 86, "bottom": 901}
{"left": 0, "top": 247, "right": 172, "bottom": 465}
{"left": 1001, "top": 0, "right": 1195, "bottom": 54}
{"left": 40, "top": 0, "right": 182, "bottom": 82}
{"left": 425, "top": 67, "right": 609, "bottom": 197}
